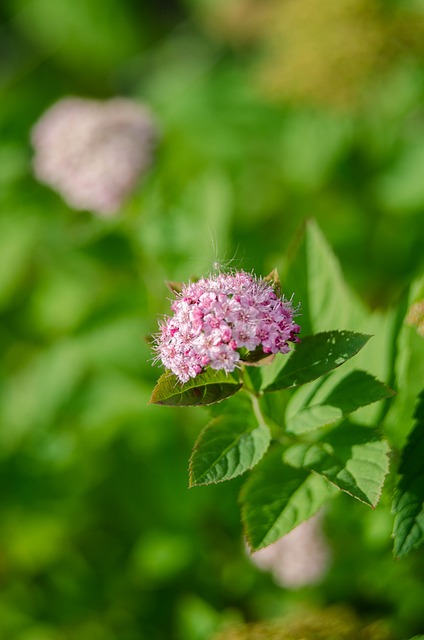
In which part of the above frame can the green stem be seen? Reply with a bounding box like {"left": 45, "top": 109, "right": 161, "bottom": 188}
{"left": 245, "top": 388, "right": 282, "bottom": 441}
{"left": 240, "top": 365, "right": 295, "bottom": 443}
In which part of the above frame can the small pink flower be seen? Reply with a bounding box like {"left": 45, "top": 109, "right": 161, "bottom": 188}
{"left": 153, "top": 270, "right": 300, "bottom": 383}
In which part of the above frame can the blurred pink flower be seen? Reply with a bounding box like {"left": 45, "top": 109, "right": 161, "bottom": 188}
{"left": 248, "top": 512, "right": 331, "bottom": 589}
{"left": 31, "top": 96, "right": 158, "bottom": 216}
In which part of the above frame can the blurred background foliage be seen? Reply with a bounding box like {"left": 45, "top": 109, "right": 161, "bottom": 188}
{"left": 0, "top": 0, "right": 424, "bottom": 638}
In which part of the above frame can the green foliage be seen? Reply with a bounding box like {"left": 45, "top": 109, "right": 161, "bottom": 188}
{"left": 392, "top": 390, "right": 424, "bottom": 557}
{"left": 7, "top": 0, "right": 142, "bottom": 76}
{"left": 283, "top": 424, "right": 390, "bottom": 507}
{"left": 154, "top": 220, "right": 400, "bottom": 554}
{"left": 285, "top": 370, "right": 394, "bottom": 434}
{"left": 2, "top": 2, "right": 424, "bottom": 637}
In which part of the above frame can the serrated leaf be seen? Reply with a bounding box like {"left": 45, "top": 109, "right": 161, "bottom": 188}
{"left": 283, "top": 423, "right": 390, "bottom": 507}
{"left": 189, "top": 414, "right": 271, "bottom": 486}
{"left": 149, "top": 369, "right": 242, "bottom": 406}
{"left": 262, "top": 331, "right": 371, "bottom": 392}
{"left": 286, "top": 370, "right": 394, "bottom": 434}
{"left": 240, "top": 445, "right": 338, "bottom": 551}
{"left": 392, "top": 390, "right": 424, "bottom": 558}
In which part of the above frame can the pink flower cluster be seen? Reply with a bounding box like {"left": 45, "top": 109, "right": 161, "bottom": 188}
{"left": 154, "top": 270, "right": 300, "bottom": 383}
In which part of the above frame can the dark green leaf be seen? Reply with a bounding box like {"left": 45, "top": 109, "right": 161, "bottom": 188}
{"left": 283, "top": 423, "right": 390, "bottom": 507}
{"left": 392, "top": 390, "right": 424, "bottom": 557}
{"left": 240, "top": 445, "right": 338, "bottom": 551}
{"left": 286, "top": 370, "right": 395, "bottom": 434}
{"left": 240, "top": 346, "right": 275, "bottom": 365}
{"left": 262, "top": 331, "right": 371, "bottom": 392}
{"left": 150, "top": 369, "right": 242, "bottom": 406}
{"left": 189, "top": 414, "right": 271, "bottom": 486}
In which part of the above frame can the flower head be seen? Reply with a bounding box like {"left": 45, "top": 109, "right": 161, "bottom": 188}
{"left": 31, "top": 96, "right": 158, "bottom": 216}
{"left": 153, "top": 270, "right": 300, "bottom": 383}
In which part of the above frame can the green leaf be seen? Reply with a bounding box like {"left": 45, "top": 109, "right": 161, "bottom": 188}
{"left": 392, "top": 390, "right": 424, "bottom": 558}
{"left": 283, "top": 423, "right": 390, "bottom": 507}
{"left": 150, "top": 369, "right": 242, "bottom": 406}
{"left": 240, "top": 445, "right": 338, "bottom": 551}
{"left": 283, "top": 220, "right": 397, "bottom": 427}
{"left": 189, "top": 414, "right": 271, "bottom": 486}
{"left": 287, "top": 405, "right": 343, "bottom": 434}
{"left": 286, "top": 370, "right": 394, "bottom": 434}
{"left": 283, "top": 219, "right": 367, "bottom": 336}
{"left": 385, "top": 276, "right": 424, "bottom": 448}
{"left": 262, "top": 331, "right": 371, "bottom": 392}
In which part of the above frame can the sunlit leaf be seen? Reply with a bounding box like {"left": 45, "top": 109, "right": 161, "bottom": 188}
{"left": 262, "top": 331, "right": 371, "bottom": 392}
{"left": 283, "top": 219, "right": 366, "bottom": 336}
{"left": 150, "top": 369, "right": 242, "bottom": 406}
{"left": 286, "top": 370, "right": 394, "bottom": 434}
{"left": 283, "top": 219, "right": 400, "bottom": 426}
{"left": 283, "top": 423, "right": 390, "bottom": 507}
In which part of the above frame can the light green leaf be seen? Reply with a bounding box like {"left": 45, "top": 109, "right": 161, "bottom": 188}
{"left": 286, "top": 370, "right": 394, "bottom": 434}
{"left": 150, "top": 369, "right": 242, "bottom": 406}
{"left": 392, "top": 390, "right": 424, "bottom": 558}
{"left": 385, "top": 276, "right": 424, "bottom": 447}
{"left": 262, "top": 331, "right": 371, "bottom": 392}
{"left": 283, "top": 219, "right": 367, "bottom": 336}
{"left": 189, "top": 414, "right": 271, "bottom": 486}
{"left": 240, "top": 445, "right": 338, "bottom": 551}
{"left": 287, "top": 405, "right": 343, "bottom": 434}
{"left": 283, "top": 423, "right": 390, "bottom": 507}
{"left": 282, "top": 220, "right": 397, "bottom": 428}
